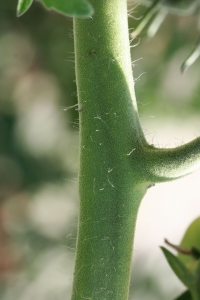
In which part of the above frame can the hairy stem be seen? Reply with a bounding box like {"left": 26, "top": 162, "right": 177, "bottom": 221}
{"left": 72, "top": 0, "right": 148, "bottom": 299}
{"left": 143, "top": 137, "right": 200, "bottom": 182}
{"left": 71, "top": 0, "right": 200, "bottom": 299}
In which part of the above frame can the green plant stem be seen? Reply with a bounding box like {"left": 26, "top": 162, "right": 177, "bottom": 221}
{"left": 72, "top": 1, "right": 149, "bottom": 299}
{"left": 72, "top": 0, "right": 200, "bottom": 299}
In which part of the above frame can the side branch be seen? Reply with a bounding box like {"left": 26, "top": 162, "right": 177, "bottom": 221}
{"left": 143, "top": 137, "right": 200, "bottom": 182}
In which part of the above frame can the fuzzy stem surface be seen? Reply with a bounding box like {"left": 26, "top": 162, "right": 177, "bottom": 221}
{"left": 72, "top": 1, "right": 148, "bottom": 299}
{"left": 72, "top": 0, "right": 200, "bottom": 299}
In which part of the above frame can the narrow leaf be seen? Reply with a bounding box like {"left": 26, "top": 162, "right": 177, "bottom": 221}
{"left": 161, "top": 247, "right": 195, "bottom": 288}
{"left": 146, "top": 10, "right": 167, "bottom": 38}
{"left": 130, "top": 0, "right": 161, "bottom": 38}
{"left": 17, "top": 0, "right": 33, "bottom": 16}
{"left": 40, "top": 0, "right": 94, "bottom": 18}
{"left": 174, "top": 290, "right": 192, "bottom": 300}
{"left": 194, "top": 260, "right": 200, "bottom": 291}
{"left": 181, "top": 37, "right": 200, "bottom": 73}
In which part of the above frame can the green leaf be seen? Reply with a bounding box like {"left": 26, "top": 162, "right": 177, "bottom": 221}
{"left": 146, "top": 10, "right": 167, "bottom": 38}
{"left": 181, "top": 37, "right": 200, "bottom": 73}
{"left": 17, "top": 0, "right": 33, "bottom": 16}
{"left": 174, "top": 290, "right": 192, "bottom": 300}
{"left": 193, "top": 260, "right": 200, "bottom": 296}
{"left": 161, "top": 247, "right": 195, "bottom": 288}
{"left": 178, "top": 217, "right": 200, "bottom": 266}
{"left": 130, "top": 0, "right": 161, "bottom": 38}
{"left": 39, "top": 0, "right": 94, "bottom": 18}
{"left": 162, "top": 218, "right": 200, "bottom": 298}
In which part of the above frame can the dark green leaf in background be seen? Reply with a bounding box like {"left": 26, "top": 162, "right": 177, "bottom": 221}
{"left": 174, "top": 290, "right": 192, "bottom": 300}
{"left": 17, "top": 0, "right": 33, "bottom": 16}
{"left": 160, "top": 247, "right": 195, "bottom": 288}
{"left": 162, "top": 217, "right": 200, "bottom": 300}
{"left": 178, "top": 217, "right": 200, "bottom": 265}
{"left": 40, "top": 0, "right": 94, "bottom": 17}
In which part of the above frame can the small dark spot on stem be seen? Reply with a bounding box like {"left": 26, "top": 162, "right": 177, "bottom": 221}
{"left": 148, "top": 183, "right": 155, "bottom": 189}
{"left": 89, "top": 49, "right": 96, "bottom": 55}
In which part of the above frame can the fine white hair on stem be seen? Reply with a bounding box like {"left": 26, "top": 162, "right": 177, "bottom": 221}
{"left": 61, "top": 104, "right": 78, "bottom": 111}
{"left": 131, "top": 57, "right": 143, "bottom": 67}
{"left": 126, "top": 148, "right": 136, "bottom": 156}
{"left": 127, "top": 3, "right": 143, "bottom": 20}
{"left": 128, "top": 14, "right": 143, "bottom": 21}
{"left": 134, "top": 72, "right": 146, "bottom": 83}
{"left": 130, "top": 37, "right": 140, "bottom": 48}
{"left": 127, "top": 3, "right": 141, "bottom": 15}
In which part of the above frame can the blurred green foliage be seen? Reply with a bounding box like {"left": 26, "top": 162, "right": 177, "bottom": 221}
{"left": 162, "top": 218, "right": 200, "bottom": 299}
{"left": 0, "top": 0, "right": 199, "bottom": 299}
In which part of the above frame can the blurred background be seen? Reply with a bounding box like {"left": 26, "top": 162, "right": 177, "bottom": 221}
{"left": 0, "top": 0, "right": 200, "bottom": 299}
